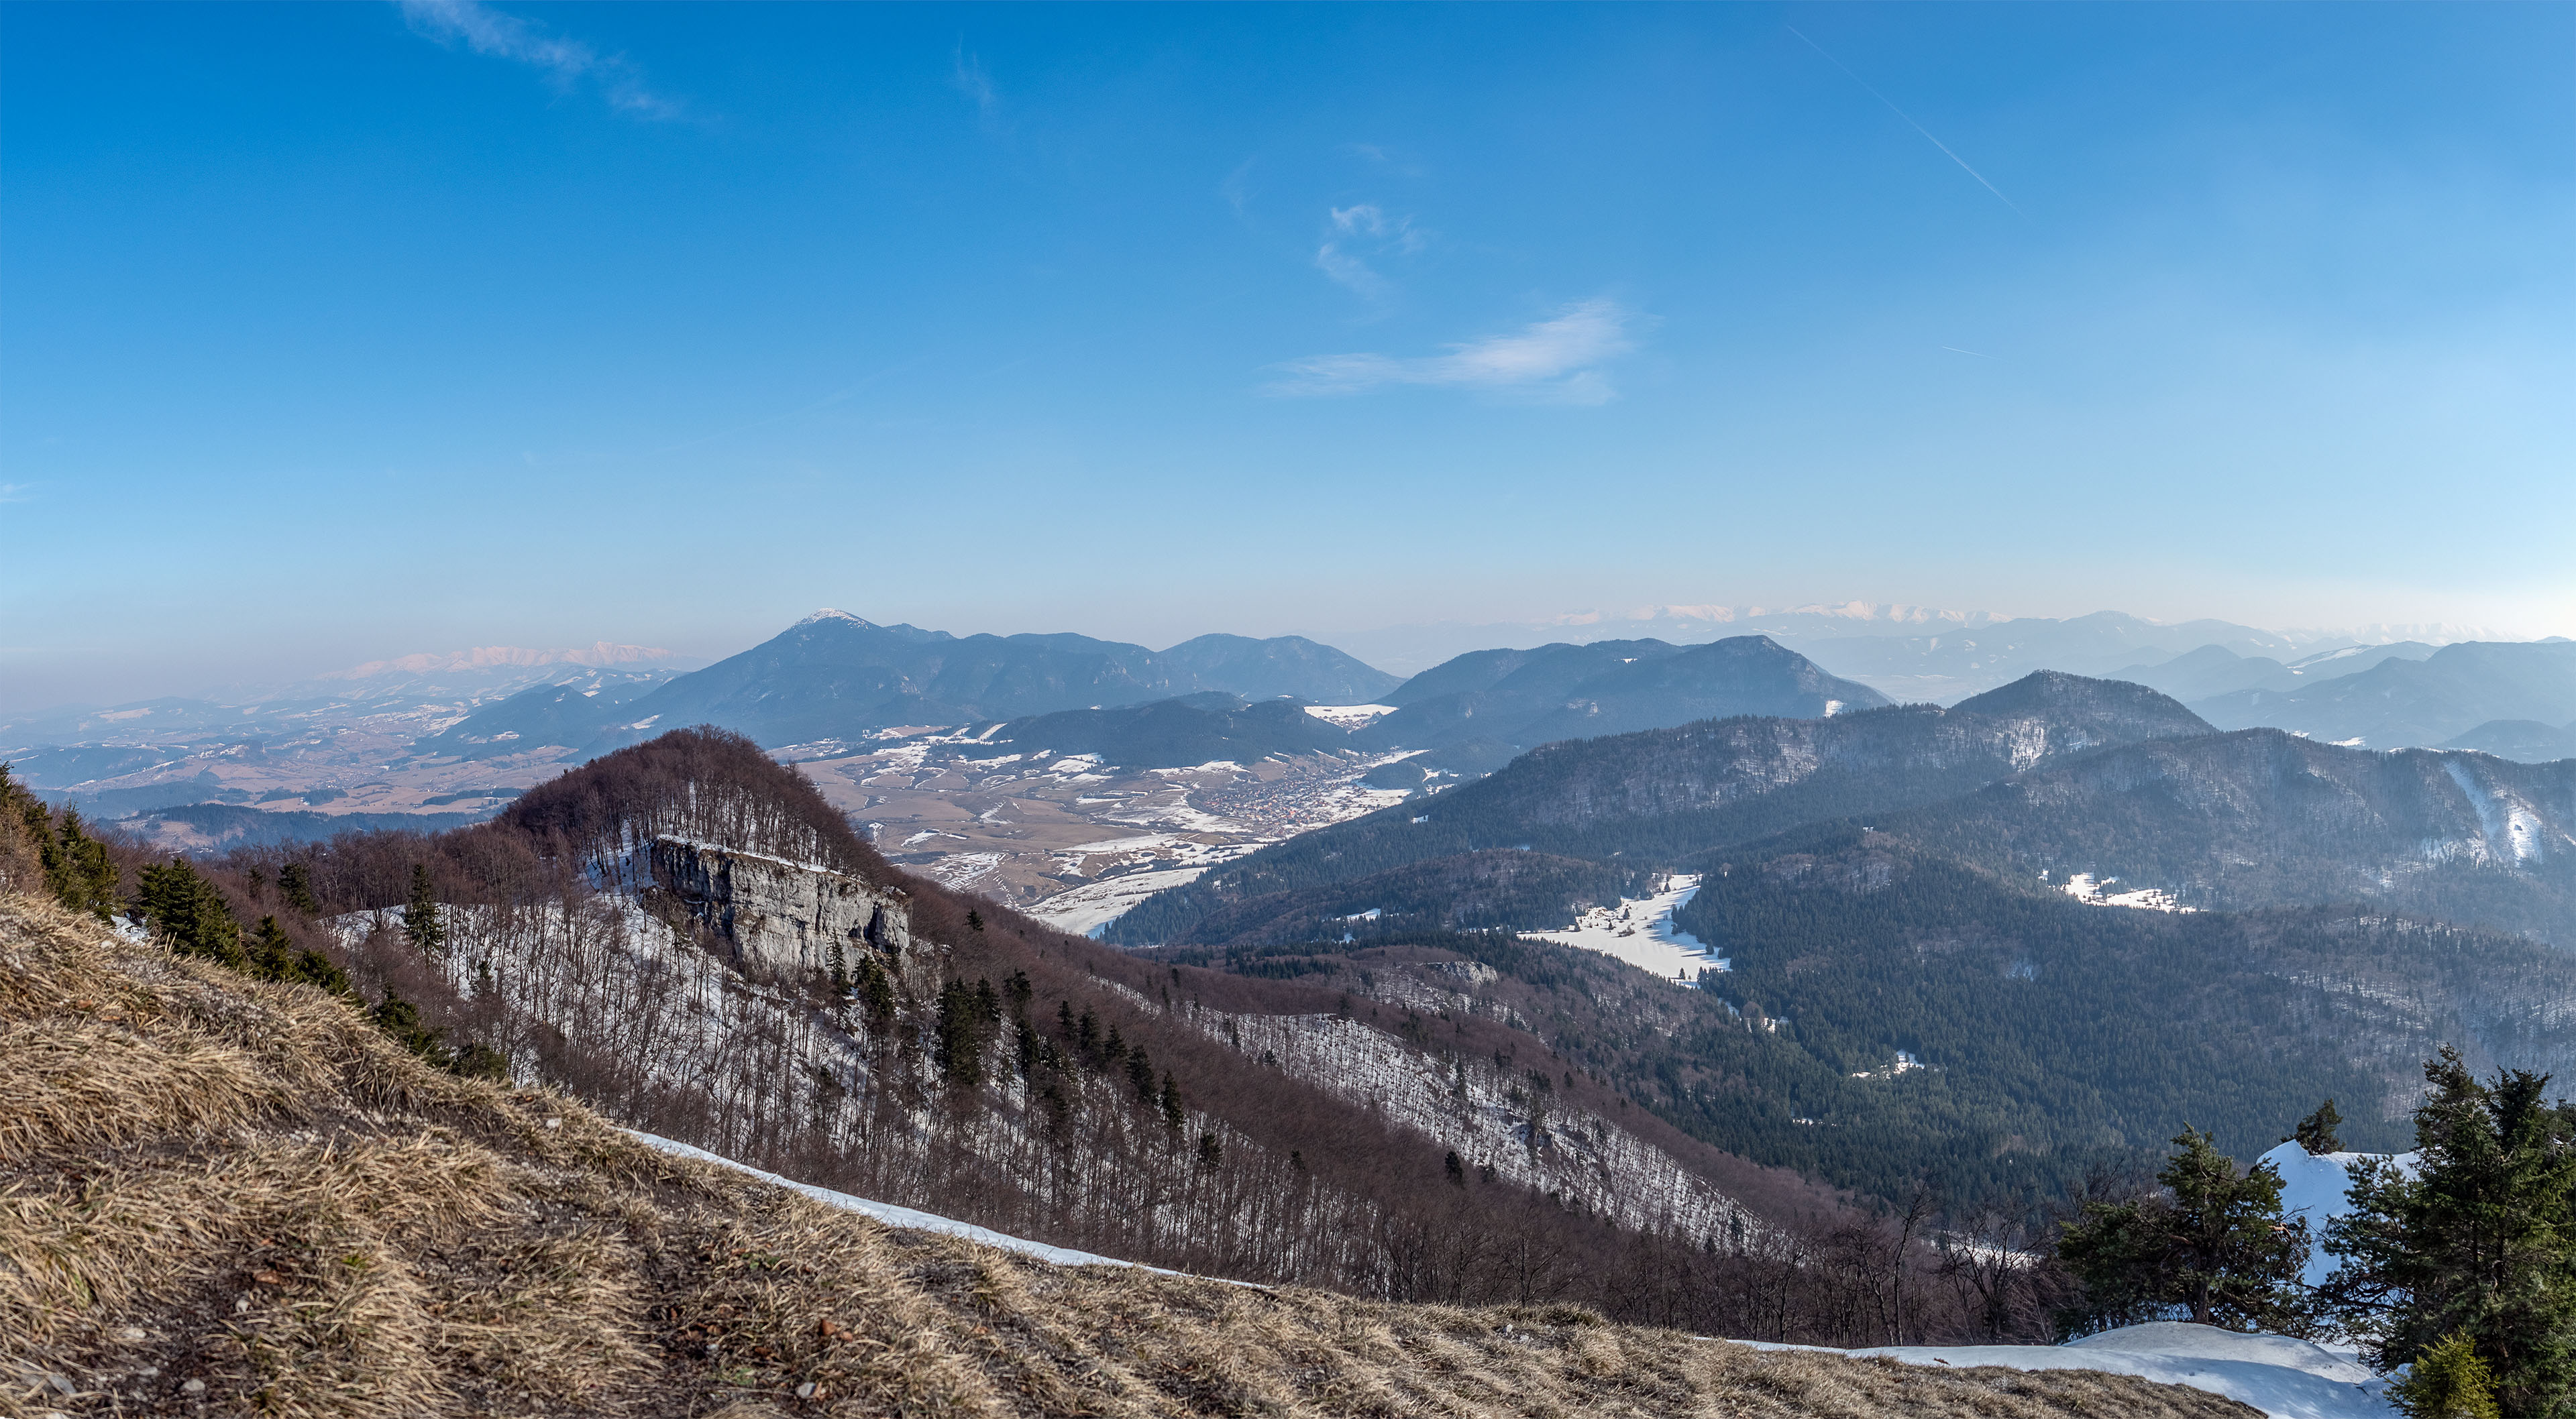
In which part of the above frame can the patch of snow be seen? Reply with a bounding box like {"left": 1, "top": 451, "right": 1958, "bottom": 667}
{"left": 2260, "top": 1142, "right": 2420, "bottom": 1288}
{"left": 1302, "top": 703, "right": 1398, "bottom": 729}
{"left": 1740, "top": 1321, "right": 2394, "bottom": 1418}
{"left": 1529, "top": 874, "right": 1728, "bottom": 985}
{"left": 1022, "top": 865, "right": 1217, "bottom": 938}
{"left": 2061, "top": 872, "right": 2194, "bottom": 913}
{"left": 629, "top": 1132, "right": 1147, "bottom": 1269}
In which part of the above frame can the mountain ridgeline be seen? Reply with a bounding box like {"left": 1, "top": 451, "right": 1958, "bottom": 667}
{"left": 1106, "top": 671, "right": 2211, "bottom": 947}
{"left": 1113, "top": 669, "right": 2576, "bottom": 1206}
{"left": 433, "top": 612, "right": 1406, "bottom": 756}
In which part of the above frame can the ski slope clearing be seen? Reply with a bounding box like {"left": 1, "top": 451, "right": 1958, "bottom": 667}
{"left": 1768, "top": 1322, "right": 2392, "bottom": 1418}
{"left": 1529, "top": 872, "right": 1729, "bottom": 984}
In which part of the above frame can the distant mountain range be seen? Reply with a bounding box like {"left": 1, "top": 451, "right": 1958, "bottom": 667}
{"left": 1110, "top": 669, "right": 2576, "bottom": 1200}
{"left": 2188, "top": 640, "right": 2576, "bottom": 751}
{"left": 553, "top": 612, "right": 1402, "bottom": 755}
{"left": 976, "top": 635, "right": 1891, "bottom": 780}
{"left": 1104, "top": 671, "right": 2214, "bottom": 947}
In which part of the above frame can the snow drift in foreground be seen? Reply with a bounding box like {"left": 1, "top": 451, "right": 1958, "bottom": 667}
{"left": 642, "top": 1131, "right": 2398, "bottom": 1416}
{"left": 1783, "top": 1322, "right": 2395, "bottom": 1418}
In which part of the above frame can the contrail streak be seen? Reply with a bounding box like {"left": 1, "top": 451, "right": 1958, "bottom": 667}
{"left": 1940, "top": 346, "right": 1995, "bottom": 358}
{"left": 1786, "top": 25, "right": 2024, "bottom": 217}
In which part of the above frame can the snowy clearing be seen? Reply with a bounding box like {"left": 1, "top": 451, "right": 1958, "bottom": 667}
{"left": 1024, "top": 864, "right": 1223, "bottom": 937}
{"left": 2061, "top": 872, "right": 2194, "bottom": 913}
{"left": 1302, "top": 703, "right": 1397, "bottom": 729}
{"left": 1529, "top": 874, "right": 1728, "bottom": 985}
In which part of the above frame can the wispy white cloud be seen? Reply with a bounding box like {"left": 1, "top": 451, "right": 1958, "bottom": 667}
{"left": 398, "top": 0, "right": 674, "bottom": 118}
{"left": 1264, "top": 299, "right": 1643, "bottom": 404}
{"left": 1313, "top": 241, "right": 1389, "bottom": 299}
{"left": 0, "top": 483, "right": 31, "bottom": 504}
{"left": 1313, "top": 204, "right": 1428, "bottom": 299}
{"left": 1220, "top": 158, "right": 1259, "bottom": 217}
{"left": 951, "top": 44, "right": 1002, "bottom": 125}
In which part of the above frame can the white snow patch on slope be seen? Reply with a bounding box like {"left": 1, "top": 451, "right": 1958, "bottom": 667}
{"left": 2061, "top": 872, "right": 2194, "bottom": 913}
{"left": 1743, "top": 1322, "right": 2393, "bottom": 1418}
{"left": 1530, "top": 874, "right": 1727, "bottom": 984}
{"left": 629, "top": 1132, "right": 1147, "bottom": 1270}
{"left": 1303, "top": 703, "right": 1397, "bottom": 729}
{"left": 1024, "top": 865, "right": 1218, "bottom": 937}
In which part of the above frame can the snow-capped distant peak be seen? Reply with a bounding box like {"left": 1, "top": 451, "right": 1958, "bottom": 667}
{"left": 796, "top": 609, "right": 878, "bottom": 629}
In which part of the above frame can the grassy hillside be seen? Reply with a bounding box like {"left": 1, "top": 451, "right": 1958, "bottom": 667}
{"left": 0, "top": 894, "right": 2257, "bottom": 1419}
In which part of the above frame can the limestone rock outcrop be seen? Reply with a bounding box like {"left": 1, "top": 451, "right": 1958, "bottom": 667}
{"left": 644, "top": 836, "right": 919, "bottom": 983}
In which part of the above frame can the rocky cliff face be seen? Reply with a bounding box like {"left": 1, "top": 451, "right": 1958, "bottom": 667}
{"left": 642, "top": 836, "right": 918, "bottom": 983}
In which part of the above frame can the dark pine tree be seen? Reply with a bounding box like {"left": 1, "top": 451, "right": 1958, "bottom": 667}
{"left": 2324, "top": 1048, "right": 2576, "bottom": 1418}
{"left": 403, "top": 863, "right": 445, "bottom": 956}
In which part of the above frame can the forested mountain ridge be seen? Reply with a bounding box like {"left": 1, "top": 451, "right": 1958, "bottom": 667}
{"left": 576, "top": 612, "right": 1401, "bottom": 754}
{"left": 1108, "top": 672, "right": 2209, "bottom": 946}
{"left": 1354, "top": 635, "right": 1891, "bottom": 754}
{"left": 1148, "top": 833, "right": 2576, "bottom": 1207}
{"left": 1880, "top": 728, "right": 2576, "bottom": 943}
{"left": 990, "top": 693, "right": 1353, "bottom": 769}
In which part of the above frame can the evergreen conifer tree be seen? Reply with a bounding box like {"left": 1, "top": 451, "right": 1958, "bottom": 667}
{"left": 2324, "top": 1048, "right": 2576, "bottom": 1418}
{"left": 1159, "top": 1072, "right": 1184, "bottom": 1133}
{"left": 2057, "top": 1127, "right": 2310, "bottom": 1334}
{"left": 136, "top": 857, "right": 244, "bottom": 968}
{"left": 2297, "top": 1099, "right": 2345, "bottom": 1155}
{"left": 854, "top": 952, "right": 896, "bottom": 1021}
{"left": 278, "top": 860, "right": 320, "bottom": 915}
{"left": 371, "top": 988, "right": 452, "bottom": 1069}
{"left": 248, "top": 914, "right": 295, "bottom": 978}
{"left": 2394, "top": 1333, "right": 2501, "bottom": 1419}
{"left": 403, "top": 863, "right": 445, "bottom": 956}
{"left": 38, "top": 805, "right": 121, "bottom": 919}
{"left": 934, "top": 979, "right": 985, "bottom": 1090}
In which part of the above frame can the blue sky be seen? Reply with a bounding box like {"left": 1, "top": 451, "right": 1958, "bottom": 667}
{"left": 4, "top": 2, "right": 2570, "bottom": 705}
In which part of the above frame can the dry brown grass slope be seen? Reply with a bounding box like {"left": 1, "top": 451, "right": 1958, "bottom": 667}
{"left": 0, "top": 892, "right": 2254, "bottom": 1419}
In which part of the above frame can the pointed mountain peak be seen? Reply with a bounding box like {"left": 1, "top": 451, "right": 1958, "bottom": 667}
{"left": 794, "top": 609, "right": 879, "bottom": 630}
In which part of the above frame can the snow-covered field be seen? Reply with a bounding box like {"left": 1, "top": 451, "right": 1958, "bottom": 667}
{"left": 1529, "top": 874, "right": 1729, "bottom": 985}
{"left": 1301, "top": 703, "right": 1397, "bottom": 730}
{"left": 801, "top": 736, "right": 1413, "bottom": 922}
{"left": 1024, "top": 864, "right": 1226, "bottom": 936}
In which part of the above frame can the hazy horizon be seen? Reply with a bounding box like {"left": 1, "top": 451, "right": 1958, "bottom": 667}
{"left": 5, "top": 3, "right": 2569, "bottom": 707}
{"left": 5, "top": 595, "right": 2561, "bottom": 714}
